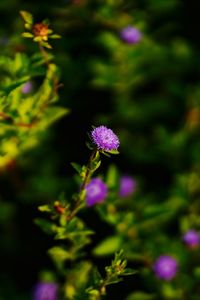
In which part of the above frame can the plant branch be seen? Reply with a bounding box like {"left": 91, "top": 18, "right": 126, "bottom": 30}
{"left": 67, "top": 149, "right": 98, "bottom": 221}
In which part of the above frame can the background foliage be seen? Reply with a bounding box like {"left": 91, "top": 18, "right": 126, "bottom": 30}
{"left": 0, "top": 0, "right": 200, "bottom": 299}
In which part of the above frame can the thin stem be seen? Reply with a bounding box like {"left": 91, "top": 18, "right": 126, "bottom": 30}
{"left": 0, "top": 111, "right": 12, "bottom": 120}
{"left": 15, "top": 121, "right": 36, "bottom": 128}
{"left": 0, "top": 111, "right": 37, "bottom": 128}
{"left": 39, "top": 42, "right": 50, "bottom": 67}
{"left": 67, "top": 149, "right": 97, "bottom": 221}
{"left": 89, "top": 278, "right": 108, "bottom": 300}
{"left": 38, "top": 42, "right": 61, "bottom": 95}
{"left": 81, "top": 149, "right": 97, "bottom": 190}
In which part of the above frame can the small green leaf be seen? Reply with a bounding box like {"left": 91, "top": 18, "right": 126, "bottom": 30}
{"left": 92, "top": 267, "right": 103, "bottom": 285}
{"left": 55, "top": 229, "right": 94, "bottom": 240}
{"left": 34, "top": 218, "right": 58, "bottom": 235}
{"left": 86, "top": 288, "right": 100, "bottom": 296}
{"left": 106, "top": 277, "right": 123, "bottom": 285}
{"left": 93, "top": 236, "right": 122, "bottom": 256}
{"left": 20, "top": 11, "right": 33, "bottom": 25}
{"left": 48, "top": 246, "right": 70, "bottom": 262}
{"left": 38, "top": 204, "right": 51, "bottom": 212}
{"left": 33, "top": 37, "right": 42, "bottom": 42}
{"left": 121, "top": 268, "right": 137, "bottom": 276}
{"left": 101, "top": 151, "right": 111, "bottom": 157}
{"left": 106, "top": 149, "right": 120, "bottom": 155}
{"left": 126, "top": 292, "right": 156, "bottom": 300}
{"left": 2, "top": 79, "right": 29, "bottom": 95}
{"left": 71, "top": 162, "right": 82, "bottom": 174}
{"left": 25, "top": 23, "right": 32, "bottom": 30}
{"left": 41, "top": 106, "right": 69, "bottom": 127}
{"left": 106, "top": 164, "right": 119, "bottom": 189}
{"left": 22, "top": 32, "right": 34, "bottom": 38}
{"left": 69, "top": 230, "right": 94, "bottom": 237}
{"left": 41, "top": 41, "right": 53, "bottom": 49}
{"left": 86, "top": 141, "right": 94, "bottom": 150}
{"left": 91, "top": 160, "right": 101, "bottom": 172}
{"left": 142, "top": 205, "right": 171, "bottom": 218}
{"left": 50, "top": 34, "right": 61, "bottom": 39}
{"left": 48, "top": 246, "right": 72, "bottom": 270}
{"left": 43, "top": 18, "right": 50, "bottom": 25}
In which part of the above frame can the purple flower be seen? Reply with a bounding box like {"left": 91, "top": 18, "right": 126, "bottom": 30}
{"left": 119, "top": 176, "right": 136, "bottom": 198}
{"left": 85, "top": 178, "right": 108, "bottom": 206}
{"left": 182, "top": 230, "right": 200, "bottom": 248}
{"left": 153, "top": 255, "right": 178, "bottom": 281}
{"left": 33, "top": 282, "right": 58, "bottom": 300}
{"left": 91, "top": 126, "right": 120, "bottom": 152}
{"left": 120, "top": 26, "right": 142, "bottom": 44}
{"left": 21, "top": 81, "right": 33, "bottom": 94}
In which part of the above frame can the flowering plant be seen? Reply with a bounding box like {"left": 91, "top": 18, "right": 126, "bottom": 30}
{"left": 0, "top": 2, "right": 200, "bottom": 300}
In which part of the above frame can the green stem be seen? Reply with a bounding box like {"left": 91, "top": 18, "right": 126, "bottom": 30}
{"left": 89, "top": 279, "right": 108, "bottom": 300}
{"left": 67, "top": 149, "right": 97, "bottom": 221}
{"left": 38, "top": 42, "right": 50, "bottom": 67}
{"left": 81, "top": 149, "right": 97, "bottom": 190}
{"left": 38, "top": 42, "right": 61, "bottom": 96}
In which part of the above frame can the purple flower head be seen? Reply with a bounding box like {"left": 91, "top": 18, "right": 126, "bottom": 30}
{"left": 91, "top": 126, "right": 120, "bottom": 152}
{"left": 120, "top": 26, "right": 142, "bottom": 44}
{"left": 85, "top": 178, "right": 108, "bottom": 206}
{"left": 33, "top": 282, "right": 58, "bottom": 300}
{"left": 182, "top": 230, "right": 200, "bottom": 248}
{"left": 153, "top": 255, "right": 178, "bottom": 281}
{"left": 119, "top": 176, "right": 136, "bottom": 198}
{"left": 21, "top": 81, "right": 33, "bottom": 94}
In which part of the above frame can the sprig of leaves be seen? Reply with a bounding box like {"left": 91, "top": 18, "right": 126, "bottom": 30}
{"left": 20, "top": 10, "right": 61, "bottom": 49}
{"left": 86, "top": 250, "right": 136, "bottom": 300}
{"left": 0, "top": 53, "right": 68, "bottom": 169}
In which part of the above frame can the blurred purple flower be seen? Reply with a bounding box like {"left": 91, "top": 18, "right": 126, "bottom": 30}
{"left": 21, "top": 81, "right": 33, "bottom": 94}
{"left": 91, "top": 126, "right": 119, "bottom": 151}
{"left": 33, "top": 282, "right": 58, "bottom": 300}
{"left": 86, "top": 178, "right": 108, "bottom": 206}
{"left": 182, "top": 229, "right": 200, "bottom": 248}
{"left": 119, "top": 176, "right": 136, "bottom": 198}
{"left": 120, "top": 26, "right": 142, "bottom": 44}
{"left": 153, "top": 255, "right": 178, "bottom": 281}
